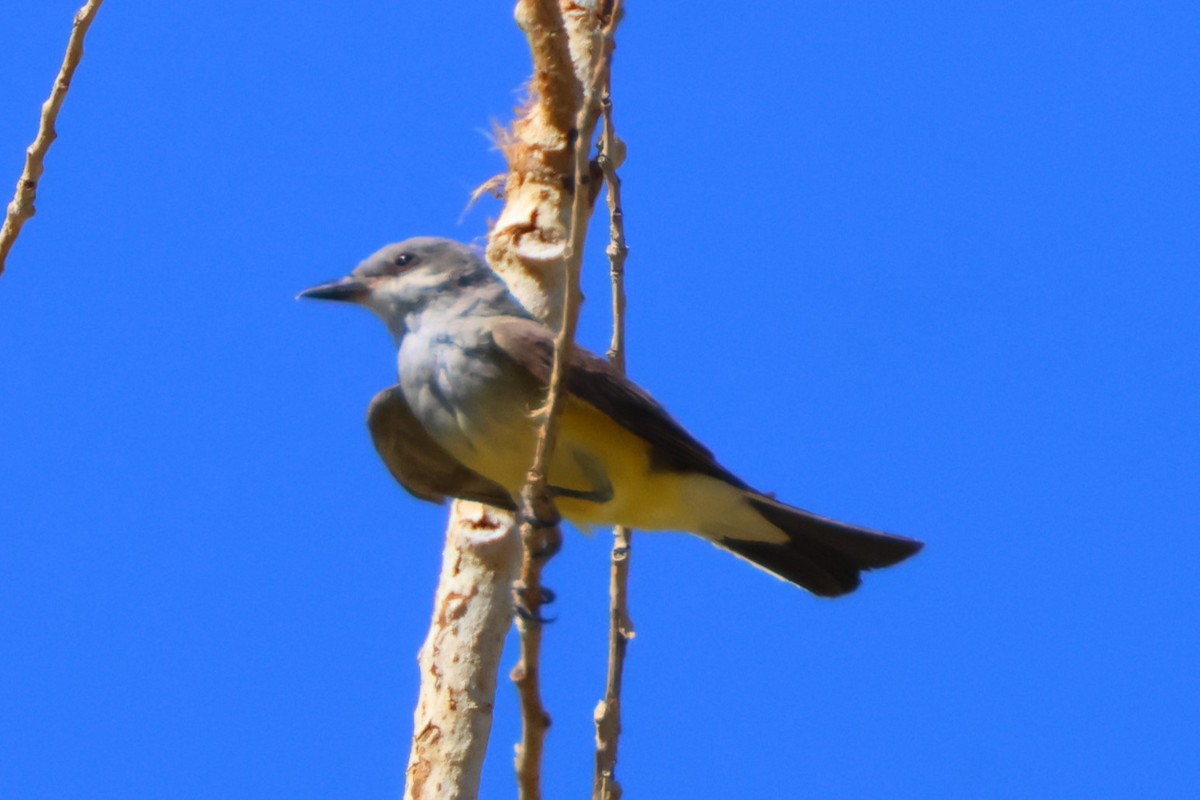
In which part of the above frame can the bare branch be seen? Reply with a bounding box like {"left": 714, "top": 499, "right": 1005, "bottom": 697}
{"left": 0, "top": 0, "right": 105, "bottom": 276}
{"left": 600, "top": 92, "right": 629, "bottom": 372}
{"left": 509, "top": 510, "right": 557, "bottom": 800}
{"left": 592, "top": 83, "right": 634, "bottom": 800}
{"left": 592, "top": 526, "right": 633, "bottom": 800}
{"left": 405, "top": 502, "right": 520, "bottom": 800}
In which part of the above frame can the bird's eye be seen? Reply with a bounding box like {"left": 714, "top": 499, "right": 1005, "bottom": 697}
{"left": 395, "top": 252, "right": 416, "bottom": 268}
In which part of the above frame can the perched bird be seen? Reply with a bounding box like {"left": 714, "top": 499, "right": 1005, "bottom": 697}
{"left": 300, "top": 238, "right": 922, "bottom": 596}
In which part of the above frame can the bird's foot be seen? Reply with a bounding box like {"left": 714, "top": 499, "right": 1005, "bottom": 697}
{"left": 529, "top": 524, "right": 563, "bottom": 561}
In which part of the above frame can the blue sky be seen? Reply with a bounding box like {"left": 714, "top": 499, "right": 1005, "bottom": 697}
{"left": 2, "top": 2, "right": 1198, "bottom": 798}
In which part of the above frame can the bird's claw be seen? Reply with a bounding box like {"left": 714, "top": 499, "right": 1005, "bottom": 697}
{"left": 513, "top": 583, "right": 557, "bottom": 624}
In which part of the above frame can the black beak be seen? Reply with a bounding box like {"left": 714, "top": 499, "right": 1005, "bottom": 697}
{"left": 297, "top": 278, "right": 369, "bottom": 302}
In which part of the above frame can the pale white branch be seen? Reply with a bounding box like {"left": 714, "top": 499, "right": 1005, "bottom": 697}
{"left": 405, "top": 502, "right": 520, "bottom": 800}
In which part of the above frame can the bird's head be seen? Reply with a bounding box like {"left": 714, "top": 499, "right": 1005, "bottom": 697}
{"left": 299, "top": 237, "right": 503, "bottom": 337}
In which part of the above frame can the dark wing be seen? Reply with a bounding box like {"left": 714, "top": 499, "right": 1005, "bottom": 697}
{"left": 488, "top": 318, "right": 747, "bottom": 487}
{"left": 367, "top": 386, "right": 517, "bottom": 510}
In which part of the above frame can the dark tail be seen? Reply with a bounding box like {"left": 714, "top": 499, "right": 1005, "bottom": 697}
{"left": 717, "top": 495, "right": 924, "bottom": 597}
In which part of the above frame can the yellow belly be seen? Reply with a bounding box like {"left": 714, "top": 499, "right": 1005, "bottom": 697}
{"left": 548, "top": 398, "right": 692, "bottom": 531}
{"left": 461, "top": 395, "right": 690, "bottom": 531}
{"left": 445, "top": 394, "right": 764, "bottom": 540}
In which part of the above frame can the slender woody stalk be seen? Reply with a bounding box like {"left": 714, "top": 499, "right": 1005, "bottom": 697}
{"left": 593, "top": 86, "right": 634, "bottom": 800}
{"left": 0, "top": 0, "right": 104, "bottom": 276}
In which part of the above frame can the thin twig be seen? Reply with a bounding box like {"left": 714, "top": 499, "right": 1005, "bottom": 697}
{"left": 512, "top": 4, "right": 624, "bottom": 798}
{"left": 510, "top": 516, "right": 558, "bottom": 800}
{"left": 600, "top": 95, "right": 629, "bottom": 374}
{"left": 0, "top": 0, "right": 105, "bottom": 276}
{"left": 592, "top": 83, "right": 634, "bottom": 800}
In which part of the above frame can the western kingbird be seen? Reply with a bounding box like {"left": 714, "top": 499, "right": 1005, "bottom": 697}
{"left": 300, "top": 238, "right": 922, "bottom": 596}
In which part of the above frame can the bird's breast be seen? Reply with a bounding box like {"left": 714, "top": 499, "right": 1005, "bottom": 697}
{"left": 398, "top": 327, "right": 539, "bottom": 488}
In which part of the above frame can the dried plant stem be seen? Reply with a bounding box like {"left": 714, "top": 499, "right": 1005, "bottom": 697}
{"left": 510, "top": 508, "right": 559, "bottom": 800}
{"left": 600, "top": 92, "right": 629, "bottom": 374}
{"left": 487, "top": 0, "right": 583, "bottom": 330}
{"left": 405, "top": 502, "right": 520, "bottom": 800}
{"left": 511, "top": 5, "right": 624, "bottom": 798}
{"left": 509, "top": 166, "right": 586, "bottom": 800}
{"left": 0, "top": 0, "right": 104, "bottom": 276}
{"left": 592, "top": 86, "right": 634, "bottom": 800}
{"left": 592, "top": 525, "right": 632, "bottom": 799}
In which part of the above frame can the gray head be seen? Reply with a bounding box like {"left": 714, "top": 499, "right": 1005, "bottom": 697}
{"left": 299, "top": 237, "right": 523, "bottom": 337}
